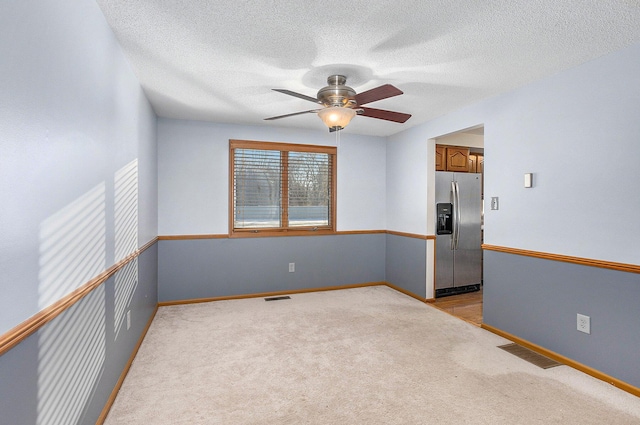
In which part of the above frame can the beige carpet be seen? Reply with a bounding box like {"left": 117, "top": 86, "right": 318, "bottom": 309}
{"left": 105, "top": 286, "right": 640, "bottom": 424}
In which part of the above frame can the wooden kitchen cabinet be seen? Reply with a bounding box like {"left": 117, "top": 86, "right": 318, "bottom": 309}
{"left": 437, "top": 145, "right": 481, "bottom": 173}
{"left": 435, "top": 145, "right": 446, "bottom": 171}
{"left": 446, "top": 146, "right": 470, "bottom": 172}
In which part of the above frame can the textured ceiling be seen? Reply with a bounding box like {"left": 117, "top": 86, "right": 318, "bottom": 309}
{"left": 96, "top": 0, "right": 640, "bottom": 136}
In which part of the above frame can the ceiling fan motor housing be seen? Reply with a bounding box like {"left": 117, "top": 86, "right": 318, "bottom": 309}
{"left": 317, "top": 75, "right": 357, "bottom": 108}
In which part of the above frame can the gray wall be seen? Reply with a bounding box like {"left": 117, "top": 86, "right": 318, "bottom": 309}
{"left": 0, "top": 244, "right": 158, "bottom": 425}
{"left": 159, "top": 233, "right": 430, "bottom": 303}
{"left": 158, "top": 234, "right": 386, "bottom": 302}
{"left": 484, "top": 250, "right": 640, "bottom": 388}
{"left": 385, "top": 234, "right": 427, "bottom": 298}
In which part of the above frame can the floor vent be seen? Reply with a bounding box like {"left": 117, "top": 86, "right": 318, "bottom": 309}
{"left": 498, "top": 343, "right": 562, "bottom": 369}
{"left": 264, "top": 296, "right": 291, "bottom": 302}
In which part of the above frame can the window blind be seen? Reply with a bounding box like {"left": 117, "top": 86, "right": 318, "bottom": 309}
{"left": 231, "top": 143, "right": 334, "bottom": 232}
{"left": 233, "top": 148, "right": 282, "bottom": 228}
{"left": 287, "top": 151, "right": 331, "bottom": 227}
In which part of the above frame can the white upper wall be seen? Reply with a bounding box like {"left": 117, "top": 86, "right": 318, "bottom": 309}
{"left": 385, "top": 126, "right": 430, "bottom": 235}
{"left": 387, "top": 41, "right": 640, "bottom": 264}
{"left": 482, "top": 42, "right": 640, "bottom": 264}
{"left": 157, "top": 119, "right": 387, "bottom": 235}
{"left": 0, "top": 0, "right": 157, "bottom": 334}
{"left": 436, "top": 132, "right": 484, "bottom": 149}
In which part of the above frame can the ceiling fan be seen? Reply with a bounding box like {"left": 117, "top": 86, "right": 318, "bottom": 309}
{"left": 265, "top": 75, "right": 411, "bottom": 132}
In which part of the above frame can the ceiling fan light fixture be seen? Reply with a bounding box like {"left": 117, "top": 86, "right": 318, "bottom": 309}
{"left": 317, "top": 106, "right": 356, "bottom": 131}
{"left": 266, "top": 75, "right": 411, "bottom": 127}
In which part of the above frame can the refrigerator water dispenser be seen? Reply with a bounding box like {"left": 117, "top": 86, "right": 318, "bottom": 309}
{"left": 436, "top": 203, "right": 453, "bottom": 235}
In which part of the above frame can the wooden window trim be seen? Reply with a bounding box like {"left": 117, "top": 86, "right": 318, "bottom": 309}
{"left": 229, "top": 140, "right": 337, "bottom": 238}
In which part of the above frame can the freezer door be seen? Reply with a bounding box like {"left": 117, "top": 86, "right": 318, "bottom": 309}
{"left": 435, "top": 172, "right": 454, "bottom": 290}
{"left": 435, "top": 234, "right": 454, "bottom": 289}
{"left": 453, "top": 173, "right": 482, "bottom": 287}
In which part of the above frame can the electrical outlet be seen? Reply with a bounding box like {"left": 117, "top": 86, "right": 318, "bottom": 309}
{"left": 289, "top": 262, "right": 295, "bottom": 273}
{"left": 577, "top": 313, "right": 590, "bottom": 334}
{"left": 126, "top": 311, "right": 131, "bottom": 330}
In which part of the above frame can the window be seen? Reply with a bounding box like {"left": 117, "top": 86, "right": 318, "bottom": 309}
{"left": 229, "top": 140, "right": 336, "bottom": 236}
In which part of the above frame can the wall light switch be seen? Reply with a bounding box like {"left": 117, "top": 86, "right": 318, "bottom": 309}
{"left": 490, "top": 197, "right": 499, "bottom": 210}
{"left": 524, "top": 173, "right": 533, "bottom": 188}
{"left": 289, "top": 263, "right": 295, "bottom": 273}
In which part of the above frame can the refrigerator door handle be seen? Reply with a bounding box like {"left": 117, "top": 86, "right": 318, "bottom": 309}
{"left": 450, "top": 181, "right": 456, "bottom": 250}
{"left": 454, "top": 181, "right": 461, "bottom": 249}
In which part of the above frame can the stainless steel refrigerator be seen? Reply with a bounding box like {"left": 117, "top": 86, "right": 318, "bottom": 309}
{"left": 435, "top": 172, "right": 482, "bottom": 297}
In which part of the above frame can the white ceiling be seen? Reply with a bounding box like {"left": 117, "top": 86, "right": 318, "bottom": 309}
{"left": 95, "top": 0, "right": 640, "bottom": 137}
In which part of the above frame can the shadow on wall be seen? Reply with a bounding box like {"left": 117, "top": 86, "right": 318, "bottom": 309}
{"left": 34, "top": 159, "right": 139, "bottom": 424}
{"left": 37, "top": 285, "right": 106, "bottom": 424}
{"left": 38, "top": 182, "right": 107, "bottom": 311}
{"left": 114, "top": 160, "right": 139, "bottom": 340}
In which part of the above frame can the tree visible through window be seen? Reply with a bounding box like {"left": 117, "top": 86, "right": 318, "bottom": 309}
{"left": 230, "top": 140, "right": 336, "bottom": 236}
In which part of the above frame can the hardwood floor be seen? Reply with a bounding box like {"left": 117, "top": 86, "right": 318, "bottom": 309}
{"left": 432, "top": 288, "right": 483, "bottom": 326}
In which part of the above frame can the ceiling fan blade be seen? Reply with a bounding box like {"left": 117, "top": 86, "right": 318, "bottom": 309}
{"left": 359, "top": 107, "right": 411, "bottom": 123}
{"left": 272, "top": 89, "right": 320, "bottom": 104}
{"left": 264, "top": 109, "right": 319, "bottom": 121}
{"left": 354, "top": 84, "right": 403, "bottom": 106}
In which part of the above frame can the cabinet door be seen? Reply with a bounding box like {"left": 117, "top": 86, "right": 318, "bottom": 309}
{"left": 446, "top": 147, "right": 470, "bottom": 172}
{"left": 435, "top": 145, "right": 446, "bottom": 171}
{"left": 468, "top": 154, "right": 477, "bottom": 173}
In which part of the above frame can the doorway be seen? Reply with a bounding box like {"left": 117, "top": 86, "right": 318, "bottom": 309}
{"left": 430, "top": 126, "right": 484, "bottom": 325}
